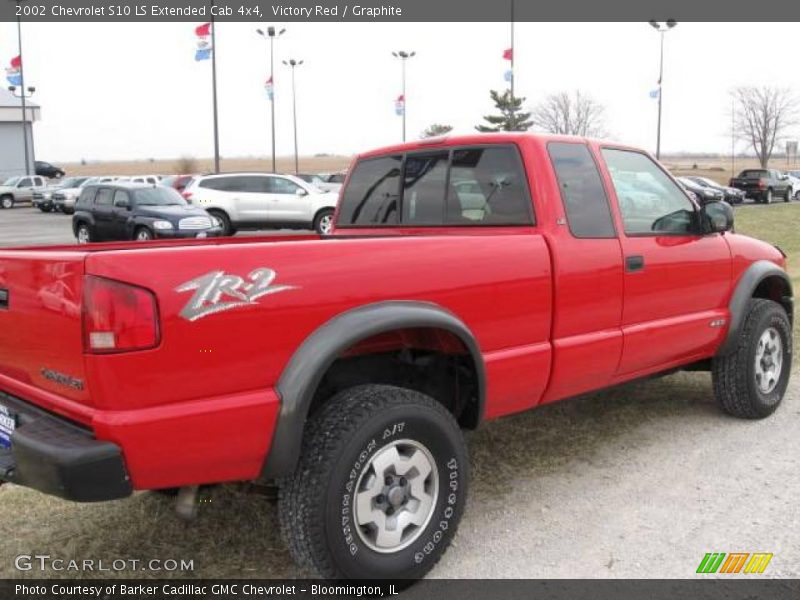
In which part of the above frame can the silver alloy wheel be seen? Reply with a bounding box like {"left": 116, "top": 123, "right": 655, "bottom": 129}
{"left": 319, "top": 214, "right": 333, "bottom": 234}
{"left": 77, "top": 226, "right": 90, "bottom": 244}
{"left": 136, "top": 229, "right": 152, "bottom": 241}
{"left": 353, "top": 439, "right": 439, "bottom": 554}
{"left": 765, "top": 190, "right": 772, "bottom": 204}
{"left": 1, "top": 196, "right": 12, "bottom": 209}
{"left": 755, "top": 327, "right": 783, "bottom": 394}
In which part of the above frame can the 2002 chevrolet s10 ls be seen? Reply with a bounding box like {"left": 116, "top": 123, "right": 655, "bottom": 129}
{"left": 0, "top": 133, "right": 793, "bottom": 579}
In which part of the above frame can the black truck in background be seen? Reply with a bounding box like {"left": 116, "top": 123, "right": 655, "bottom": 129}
{"left": 729, "top": 169, "right": 793, "bottom": 204}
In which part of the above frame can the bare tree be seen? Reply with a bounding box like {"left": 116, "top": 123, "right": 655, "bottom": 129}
{"left": 531, "top": 90, "right": 608, "bottom": 138}
{"left": 732, "top": 86, "right": 798, "bottom": 168}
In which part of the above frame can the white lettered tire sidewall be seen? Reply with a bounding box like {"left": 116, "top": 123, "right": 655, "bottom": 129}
{"left": 278, "top": 385, "right": 470, "bottom": 579}
{"left": 329, "top": 405, "right": 468, "bottom": 579}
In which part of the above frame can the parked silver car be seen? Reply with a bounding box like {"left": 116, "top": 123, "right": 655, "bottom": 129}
{"left": 182, "top": 173, "right": 339, "bottom": 235}
{"left": 294, "top": 173, "right": 342, "bottom": 194}
{"left": 54, "top": 176, "right": 118, "bottom": 214}
{"left": 33, "top": 176, "right": 91, "bottom": 212}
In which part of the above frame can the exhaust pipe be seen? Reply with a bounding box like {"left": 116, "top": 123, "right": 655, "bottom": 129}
{"left": 175, "top": 485, "right": 200, "bottom": 521}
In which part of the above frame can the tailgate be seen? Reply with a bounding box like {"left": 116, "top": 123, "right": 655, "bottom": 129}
{"left": 0, "top": 250, "right": 91, "bottom": 408}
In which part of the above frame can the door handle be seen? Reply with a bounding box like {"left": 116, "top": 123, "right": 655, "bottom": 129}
{"left": 626, "top": 255, "right": 645, "bottom": 272}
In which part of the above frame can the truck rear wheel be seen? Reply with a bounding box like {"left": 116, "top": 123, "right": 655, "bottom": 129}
{"left": 785, "top": 187, "right": 793, "bottom": 202}
{"left": 0, "top": 195, "right": 13, "bottom": 209}
{"left": 278, "top": 384, "right": 468, "bottom": 580}
{"left": 712, "top": 298, "right": 792, "bottom": 419}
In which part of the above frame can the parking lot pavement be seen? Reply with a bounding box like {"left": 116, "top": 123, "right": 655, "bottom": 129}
{"left": 0, "top": 207, "right": 311, "bottom": 248}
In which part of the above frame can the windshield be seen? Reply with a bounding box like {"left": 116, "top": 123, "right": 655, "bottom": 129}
{"left": 134, "top": 187, "right": 187, "bottom": 206}
{"left": 60, "top": 177, "right": 89, "bottom": 188}
{"left": 3, "top": 177, "right": 20, "bottom": 186}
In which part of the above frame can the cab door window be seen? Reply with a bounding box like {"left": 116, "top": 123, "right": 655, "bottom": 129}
{"left": 601, "top": 149, "right": 696, "bottom": 236}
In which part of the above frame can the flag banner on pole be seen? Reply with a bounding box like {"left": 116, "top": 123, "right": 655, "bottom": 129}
{"left": 503, "top": 48, "right": 513, "bottom": 61}
{"left": 504, "top": 69, "right": 513, "bottom": 82}
{"left": 265, "top": 76, "right": 274, "bottom": 101}
{"left": 5, "top": 56, "right": 21, "bottom": 86}
{"left": 395, "top": 94, "right": 405, "bottom": 116}
{"left": 195, "top": 22, "right": 213, "bottom": 61}
{"left": 649, "top": 88, "right": 660, "bottom": 99}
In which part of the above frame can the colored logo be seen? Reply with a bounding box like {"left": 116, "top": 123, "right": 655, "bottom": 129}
{"left": 696, "top": 552, "right": 773, "bottom": 574}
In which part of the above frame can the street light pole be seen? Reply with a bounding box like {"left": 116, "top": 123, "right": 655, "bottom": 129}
{"left": 283, "top": 59, "right": 303, "bottom": 175}
{"left": 209, "top": 12, "right": 221, "bottom": 173}
{"left": 257, "top": 26, "right": 286, "bottom": 173}
{"left": 648, "top": 20, "right": 677, "bottom": 160}
{"left": 392, "top": 50, "right": 415, "bottom": 142}
{"left": 15, "top": 2, "right": 31, "bottom": 176}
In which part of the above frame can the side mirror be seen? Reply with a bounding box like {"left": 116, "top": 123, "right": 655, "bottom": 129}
{"left": 295, "top": 188, "right": 308, "bottom": 197}
{"left": 702, "top": 200, "right": 734, "bottom": 234}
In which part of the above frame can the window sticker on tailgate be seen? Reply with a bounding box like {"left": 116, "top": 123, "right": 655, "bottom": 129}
{"left": 176, "top": 267, "right": 296, "bottom": 322}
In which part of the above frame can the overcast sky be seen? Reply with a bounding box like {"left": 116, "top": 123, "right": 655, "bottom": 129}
{"left": 1, "top": 21, "right": 798, "bottom": 162}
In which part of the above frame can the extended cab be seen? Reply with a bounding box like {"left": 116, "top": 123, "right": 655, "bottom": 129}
{"left": 729, "top": 168, "right": 793, "bottom": 203}
{"left": 0, "top": 134, "right": 793, "bottom": 580}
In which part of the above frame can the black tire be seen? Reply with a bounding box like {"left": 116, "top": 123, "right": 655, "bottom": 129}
{"left": 39, "top": 206, "right": 52, "bottom": 213}
{"left": 712, "top": 298, "right": 792, "bottom": 419}
{"left": 278, "top": 384, "right": 469, "bottom": 580}
{"left": 208, "top": 210, "right": 236, "bottom": 236}
{"left": 134, "top": 226, "right": 154, "bottom": 241}
{"left": 63, "top": 208, "right": 74, "bottom": 215}
{"left": 313, "top": 208, "right": 335, "bottom": 235}
{"left": 764, "top": 189, "right": 773, "bottom": 204}
{"left": 785, "top": 188, "right": 792, "bottom": 202}
{"left": 0, "top": 195, "right": 13, "bottom": 210}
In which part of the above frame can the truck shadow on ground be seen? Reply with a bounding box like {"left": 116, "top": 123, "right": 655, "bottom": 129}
{"left": 0, "top": 372, "right": 724, "bottom": 579}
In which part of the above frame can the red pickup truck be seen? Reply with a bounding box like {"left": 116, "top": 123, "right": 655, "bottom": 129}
{"left": 0, "top": 134, "right": 793, "bottom": 580}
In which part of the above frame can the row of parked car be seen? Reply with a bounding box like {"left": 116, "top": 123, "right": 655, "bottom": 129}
{"left": 56, "top": 171, "right": 348, "bottom": 244}
{"left": 674, "top": 169, "right": 800, "bottom": 206}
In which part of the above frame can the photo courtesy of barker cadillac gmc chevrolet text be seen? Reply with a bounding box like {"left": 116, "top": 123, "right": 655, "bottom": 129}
{"left": 0, "top": 133, "right": 793, "bottom": 580}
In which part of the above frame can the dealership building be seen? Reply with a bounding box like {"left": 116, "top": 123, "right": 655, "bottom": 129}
{"left": 0, "top": 87, "right": 40, "bottom": 179}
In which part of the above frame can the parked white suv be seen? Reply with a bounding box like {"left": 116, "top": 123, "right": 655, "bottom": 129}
{"left": 182, "top": 173, "right": 338, "bottom": 235}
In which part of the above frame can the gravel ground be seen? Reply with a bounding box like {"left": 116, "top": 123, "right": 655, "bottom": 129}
{"left": 0, "top": 206, "right": 797, "bottom": 579}
{"left": 0, "top": 372, "right": 796, "bottom": 579}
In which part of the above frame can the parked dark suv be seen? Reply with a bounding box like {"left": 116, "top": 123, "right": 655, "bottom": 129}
{"left": 72, "top": 182, "right": 222, "bottom": 243}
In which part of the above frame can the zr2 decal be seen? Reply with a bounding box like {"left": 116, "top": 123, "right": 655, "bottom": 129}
{"left": 177, "top": 268, "right": 296, "bottom": 321}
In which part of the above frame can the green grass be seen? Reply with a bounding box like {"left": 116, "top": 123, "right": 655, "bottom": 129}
{"left": 732, "top": 202, "right": 800, "bottom": 339}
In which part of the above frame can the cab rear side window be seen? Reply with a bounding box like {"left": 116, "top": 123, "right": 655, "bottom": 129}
{"left": 446, "top": 146, "right": 532, "bottom": 225}
{"left": 339, "top": 145, "right": 533, "bottom": 227}
{"left": 548, "top": 142, "right": 616, "bottom": 238}
{"left": 338, "top": 155, "right": 402, "bottom": 226}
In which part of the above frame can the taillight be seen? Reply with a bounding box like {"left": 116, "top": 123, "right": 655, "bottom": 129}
{"left": 758, "top": 178, "right": 767, "bottom": 189}
{"left": 82, "top": 276, "right": 160, "bottom": 354}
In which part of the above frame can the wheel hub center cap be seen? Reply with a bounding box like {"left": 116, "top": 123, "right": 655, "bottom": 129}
{"left": 387, "top": 486, "right": 406, "bottom": 507}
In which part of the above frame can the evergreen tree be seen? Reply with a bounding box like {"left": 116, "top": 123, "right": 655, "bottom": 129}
{"left": 421, "top": 123, "right": 454, "bottom": 138}
{"left": 476, "top": 90, "right": 533, "bottom": 132}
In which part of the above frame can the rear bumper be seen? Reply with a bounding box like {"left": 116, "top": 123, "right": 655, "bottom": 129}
{"left": 0, "top": 392, "right": 132, "bottom": 502}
